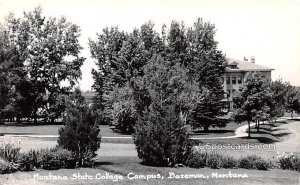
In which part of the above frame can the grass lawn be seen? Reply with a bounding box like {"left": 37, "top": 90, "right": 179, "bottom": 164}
{"left": 1, "top": 156, "right": 299, "bottom": 185}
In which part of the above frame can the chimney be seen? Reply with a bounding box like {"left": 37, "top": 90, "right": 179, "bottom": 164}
{"left": 250, "top": 56, "right": 255, "bottom": 63}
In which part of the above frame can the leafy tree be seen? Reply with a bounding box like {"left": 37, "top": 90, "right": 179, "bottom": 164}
{"left": 269, "top": 79, "right": 289, "bottom": 122}
{"left": 89, "top": 27, "right": 127, "bottom": 125}
{"left": 232, "top": 72, "right": 273, "bottom": 137}
{"left": 133, "top": 55, "right": 201, "bottom": 166}
{"left": 90, "top": 23, "right": 162, "bottom": 130}
{"left": 286, "top": 85, "right": 300, "bottom": 118}
{"left": 186, "top": 18, "right": 227, "bottom": 131}
{"left": 58, "top": 88, "right": 101, "bottom": 167}
{"left": 2, "top": 7, "right": 84, "bottom": 123}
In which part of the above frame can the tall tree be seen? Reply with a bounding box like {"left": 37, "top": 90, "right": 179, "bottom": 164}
{"left": 269, "top": 79, "right": 289, "bottom": 122}
{"left": 2, "top": 7, "right": 85, "bottom": 123}
{"left": 133, "top": 55, "right": 201, "bottom": 166}
{"left": 232, "top": 72, "right": 273, "bottom": 137}
{"left": 286, "top": 85, "right": 300, "bottom": 118}
{"left": 89, "top": 23, "right": 163, "bottom": 129}
{"left": 186, "top": 18, "right": 227, "bottom": 131}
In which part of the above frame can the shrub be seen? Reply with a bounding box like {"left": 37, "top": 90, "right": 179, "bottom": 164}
{"left": 238, "top": 155, "right": 270, "bottom": 170}
{"left": 186, "top": 151, "right": 268, "bottom": 170}
{"left": 186, "top": 152, "right": 208, "bottom": 168}
{"left": 17, "top": 150, "right": 39, "bottom": 171}
{"left": 277, "top": 153, "right": 300, "bottom": 171}
{"left": 221, "top": 155, "right": 238, "bottom": 169}
{"left": 58, "top": 89, "right": 101, "bottom": 167}
{"left": 206, "top": 152, "right": 222, "bottom": 169}
{"left": 134, "top": 106, "right": 192, "bottom": 167}
{"left": 0, "top": 156, "right": 18, "bottom": 174}
{"left": 0, "top": 142, "right": 21, "bottom": 163}
{"left": 254, "top": 159, "right": 270, "bottom": 170}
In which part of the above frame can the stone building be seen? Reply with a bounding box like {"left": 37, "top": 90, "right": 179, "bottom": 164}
{"left": 222, "top": 56, "right": 274, "bottom": 111}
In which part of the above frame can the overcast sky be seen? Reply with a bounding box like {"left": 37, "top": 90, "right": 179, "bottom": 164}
{"left": 0, "top": 0, "right": 299, "bottom": 90}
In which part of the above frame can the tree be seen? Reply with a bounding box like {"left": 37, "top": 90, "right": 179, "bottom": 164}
{"left": 186, "top": 18, "right": 227, "bottom": 131}
{"left": 58, "top": 88, "right": 101, "bottom": 167}
{"left": 2, "top": 7, "right": 85, "bottom": 123}
{"left": 286, "top": 85, "right": 300, "bottom": 118}
{"left": 269, "top": 79, "right": 289, "bottom": 122}
{"left": 232, "top": 72, "right": 273, "bottom": 137}
{"left": 133, "top": 55, "right": 201, "bottom": 166}
{"left": 89, "top": 23, "right": 163, "bottom": 130}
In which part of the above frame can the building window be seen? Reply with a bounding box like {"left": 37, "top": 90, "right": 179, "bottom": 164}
{"left": 238, "top": 76, "right": 242, "bottom": 84}
{"left": 226, "top": 77, "right": 230, "bottom": 84}
{"left": 232, "top": 76, "right": 236, "bottom": 84}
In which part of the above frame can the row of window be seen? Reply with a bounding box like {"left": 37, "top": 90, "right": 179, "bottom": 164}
{"left": 222, "top": 76, "right": 243, "bottom": 85}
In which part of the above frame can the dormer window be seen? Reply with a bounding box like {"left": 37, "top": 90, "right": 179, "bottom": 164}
{"left": 228, "top": 61, "right": 238, "bottom": 69}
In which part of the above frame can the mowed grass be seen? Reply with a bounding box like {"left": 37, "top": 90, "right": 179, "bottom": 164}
{"left": 0, "top": 156, "right": 298, "bottom": 185}
{"left": 0, "top": 121, "right": 241, "bottom": 137}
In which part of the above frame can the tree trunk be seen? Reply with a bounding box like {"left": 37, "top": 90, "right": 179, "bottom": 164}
{"left": 33, "top": 105, "right": 38, "bottom": 124}
{"left": 248, "top": 121, "right": 251, "bottom": 138}
{"left": 257, "top": 120, "right": 260, "bottom": 133}
{"left": 204, "top": 125, "right": 209, "bottom": 132}
{"left": 291, "top": 111, "right": 293, "bottom": 119}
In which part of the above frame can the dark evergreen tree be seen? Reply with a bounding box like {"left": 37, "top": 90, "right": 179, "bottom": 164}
{"left": 133, "top": 55, "right": 201, "bottom": 166}
{"left": 58, "top": 88, "right": 101, "bottom": 166}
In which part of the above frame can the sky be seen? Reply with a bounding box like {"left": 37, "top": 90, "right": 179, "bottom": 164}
{"left": 0, "top": 0, "right": 299, "bottom": 90}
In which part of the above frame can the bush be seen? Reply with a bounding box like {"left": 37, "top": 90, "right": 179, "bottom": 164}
{"left": 186, "top": 151, "right": 269, "bottom": 170}
{"left": 57, "top": 89, "right": 101, "bottom": 167}
{"left": 277, "top": 153, "right": 300, "bottom": 171}
{"left": 134, "top": 106, "right": 192, "bottom": 167}
{"left": 0, "top": 142, "right": 21, "bottom": 163}
{"left": 17, "top": 150, "right": 39, "bottom": 171}
{"left": 37, "top": 147, "right": 76, "bottom": 170}
{"left": 0, "top": 156, "right": 18, "bottom": 174}
{"left": 221, "top": 155, "right": 238, "bottom": 169}
{"left": 206, "top": 152, "right": 222, "bottom": 169}
{"left": 186, "top": 152, "right": 208, "bottom": 168}
{"left": 238, "top": 155, "right": 270, "bottom": 170}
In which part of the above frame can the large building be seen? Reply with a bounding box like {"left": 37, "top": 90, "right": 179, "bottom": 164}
{"left": 222, "top": 56, "right": 274, "bottom": 111}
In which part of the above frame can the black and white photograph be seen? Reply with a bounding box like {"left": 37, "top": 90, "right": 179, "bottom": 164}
{"left": 0, "top": 0, "right": 300, "bottom": 184}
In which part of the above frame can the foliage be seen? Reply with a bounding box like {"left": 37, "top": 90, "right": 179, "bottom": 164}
{"left": 221, "top": 155, "right": 238, "bottom": 169}
{"left": 269, "top": 79, "right": 289, "bottom": 122}
{"left": 187, "top": 150, "right": 270, "bottom": 170}
{"left": 186, "top": 151, "right": 238, "bottom": 169}
{"left": 90, "top": 18, "right": 227, "bottom": 132}
{"left": 277, "top": 152, "right": 300, "bottom": 171}
{"left": 38, "top": 147, "right": 76, "bottom": 170}
{"left": 0, "top": 142, "right": 21, "bottom": 163}
{"left": 57, "top": 88, "right": 101, "bottom": 167}
{"left": 0, "top": 156, "right": 18, "bottom": 174}
{"left": 285, "top": 85, "right": 300, "bottom": 118}
{"left": 133, "top": 56, "right": 201, "bottom": 167}
{"left": 238, "top": 155, "right": 271, "bottom": 170}
{"left": 232, "top": 72, "right": 273, "bottom": 137}
{"left": 1, "top": 7, "right": 84, "bottom": 123}
{"left": 186, "top": 18, "right": 227, "bottom": 131}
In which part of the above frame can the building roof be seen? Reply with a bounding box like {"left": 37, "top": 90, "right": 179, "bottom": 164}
{"left": 226, "top": 58, "right": 274, "bottom": 72}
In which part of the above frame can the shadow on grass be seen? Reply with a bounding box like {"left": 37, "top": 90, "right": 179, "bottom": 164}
{"left": 189, "top": 129, "right": 234, "bottom": 135}
{"left": 238, "top": 136, "right": 278, "bottom": 144}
